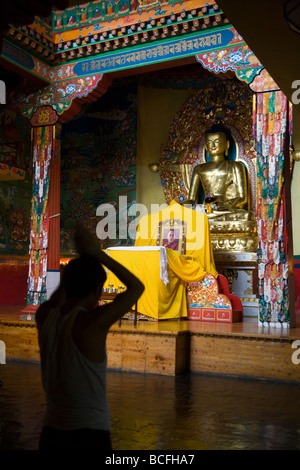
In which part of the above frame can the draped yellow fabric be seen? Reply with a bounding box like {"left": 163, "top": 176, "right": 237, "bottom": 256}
{"left": 135, "top": 200, "right": 217, "bottom": 277}
{"left": 104, "top": 248, "right": 187, "bottom": 319}
{"left": 104, "top": 200, "right": 217, "bottom": 319}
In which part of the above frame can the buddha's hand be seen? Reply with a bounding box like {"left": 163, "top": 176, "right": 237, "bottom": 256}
{"left": 181, "top": 199, "right": 194, "bottom": 206}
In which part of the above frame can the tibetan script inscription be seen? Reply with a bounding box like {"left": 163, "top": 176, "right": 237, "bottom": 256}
{"left": 74, "top": 28, "right": 236, "bottom": 76}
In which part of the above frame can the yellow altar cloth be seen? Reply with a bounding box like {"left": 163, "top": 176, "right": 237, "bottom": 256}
{"left": 104, "top": 246, "right": 210, "bottom": 319}
{"left": 104, "top": 201, "right": 217, "bottom": 320}
{"left": 135, "top": 200, "right": 217, "bottom": 273}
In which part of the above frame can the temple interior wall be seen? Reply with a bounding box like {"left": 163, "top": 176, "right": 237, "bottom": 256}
{"left": 1, "top": 77, "right": 300, "bottom": 308}
{"left": 136, "top": 86, "right": 193, "bottom": 211}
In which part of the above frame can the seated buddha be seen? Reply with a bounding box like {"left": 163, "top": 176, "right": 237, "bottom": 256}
{"left": 183, "top": 124, "right": 257, "bottom": 252}
{"left": 183, "top": 124, "right": 254, "bottom": 222}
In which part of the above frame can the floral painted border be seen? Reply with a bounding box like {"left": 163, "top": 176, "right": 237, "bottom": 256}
{"left": 196, "top": 44, "right": 263, "bottom": 83}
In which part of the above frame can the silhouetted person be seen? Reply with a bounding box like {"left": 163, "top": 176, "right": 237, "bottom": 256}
{"left": 36, "top": 225, "right": 144, "bottom": 450}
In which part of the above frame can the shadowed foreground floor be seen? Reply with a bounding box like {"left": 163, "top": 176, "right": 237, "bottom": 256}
{"left": 0, "top": 361, "right": 300, "bottom": 450}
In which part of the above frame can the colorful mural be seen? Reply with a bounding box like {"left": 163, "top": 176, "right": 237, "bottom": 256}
{"left": 0, "top": 106, "right": 32, "bottom": 256}
{"left": 50, "top": 0, "right": 215, "bottom": 35}
{"left": 60, "top": 84, "right": 137, "bottom": 255}
{"left": 0, "top": 181, "right": 31, "bottom": 255}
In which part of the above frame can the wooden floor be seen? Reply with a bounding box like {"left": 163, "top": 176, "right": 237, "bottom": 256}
{"left": 3, "top": 306, "right": 300, "bottom": 342}
{"left": 2, "top": 361, "right": 300, "bottom": 450}
{"left": 1, "top": 305, "right": 300, "bottom": 337}
{"left": 1, "top": 305, "right": 300, "bottom": 382}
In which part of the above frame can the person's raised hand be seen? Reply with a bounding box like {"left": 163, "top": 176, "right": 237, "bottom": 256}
{"left": 74, "top": 224, "right": 100, "bottom": 257}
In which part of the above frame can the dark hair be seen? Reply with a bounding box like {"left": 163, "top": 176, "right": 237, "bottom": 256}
{"left": 205, "top": 124, "right": 229, "bottom": 139}
{"left": 62, "top": 254, "right": 106, "bottom": 299}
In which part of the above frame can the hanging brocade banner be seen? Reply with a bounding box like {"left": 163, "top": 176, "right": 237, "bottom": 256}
{"left": 27, "top": 125, "right": 53, "bottom": 305}
{"left": 254, "top": 91, "right": 292, "bottom": 326}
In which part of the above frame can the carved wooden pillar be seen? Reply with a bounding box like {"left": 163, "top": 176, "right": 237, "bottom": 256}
{"left": 20, "top": 106, "right": 59, "bottom": 319}
{"left": 46, "top": 122, "right": 62, "bottom": 299}
{"left": 18, "top": 75, "right": 111, "bottom": 320}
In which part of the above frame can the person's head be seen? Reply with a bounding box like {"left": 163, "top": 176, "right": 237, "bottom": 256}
{"left": 204, "top": 124, "right": 230, "bottom": 158}
{"left": 167, "top": 229, "right": 175, "bottom": 243}
{"left": 62, "top": 254, "right": 106, "bottom": 302}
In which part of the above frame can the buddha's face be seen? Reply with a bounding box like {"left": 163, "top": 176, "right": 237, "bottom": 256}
{"left": 205, "top": 132, "right": 229, "bottom": 158}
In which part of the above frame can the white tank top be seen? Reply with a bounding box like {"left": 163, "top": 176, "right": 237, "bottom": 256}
{"left": 38, "top": 306, "right": 110, "bottom": 431}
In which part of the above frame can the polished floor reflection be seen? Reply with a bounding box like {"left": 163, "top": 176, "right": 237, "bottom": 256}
{"left": 0, "top": 361, "right": 300, "bottom": 450}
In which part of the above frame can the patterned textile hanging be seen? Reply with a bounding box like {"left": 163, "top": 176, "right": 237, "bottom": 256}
{"left": 27, "top": 126, "right": 54, "bottom": 305}
{"left": 254, "top": 91, "right": 292, "bottom": 325}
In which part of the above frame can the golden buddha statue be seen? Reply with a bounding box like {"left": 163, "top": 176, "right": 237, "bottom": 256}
{"left": 184, "top": 124, "right": 257, "bottom": 252}
{"left": 184, "top": 124, "right": 254, "bottom": 221}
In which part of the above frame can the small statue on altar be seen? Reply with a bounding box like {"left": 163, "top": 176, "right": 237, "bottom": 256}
{"left": 183, "top": 124, "right": 254, "bottom": 222}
